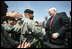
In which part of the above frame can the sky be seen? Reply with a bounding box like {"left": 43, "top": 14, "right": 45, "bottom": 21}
{"left": 5, "top": 1, "right": 71, "bottom": 22}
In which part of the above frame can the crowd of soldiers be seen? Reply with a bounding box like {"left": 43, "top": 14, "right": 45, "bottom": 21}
{"left": 1, "top": 10, "right": 46, "bottom": 48}
{"left": 1, "top": 1, "right": 46, "bottom": 48}
{"left": 2, "top": 12, "right": 46, "bottom": 48}
{"left": 1, "top": 1, "right": 71, "bottom": 48}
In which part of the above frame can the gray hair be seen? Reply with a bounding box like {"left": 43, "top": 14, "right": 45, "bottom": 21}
{"left": 49, "top": 7, "right": 56, "bottom": 11}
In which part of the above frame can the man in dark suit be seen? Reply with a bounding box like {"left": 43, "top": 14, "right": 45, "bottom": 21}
{"left": 42, "top": 16, "right": 48, "bottom": 29}
{"left": 42, "top": 7, "right": 70, "bottom": 48}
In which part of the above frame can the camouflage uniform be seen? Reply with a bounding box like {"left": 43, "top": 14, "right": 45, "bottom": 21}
{"left": 1, "top": 24, "right": 19, "bottom": 48}
{"left": 12, "top": 23, "right": 22, "bottom": 41}
{"left": 13, "top": 23, "right": 22, "bottom": 32}
{"left": 3, "top": 23, "right": 14, "bottom": 37}
{"left": 20, "top": 18, "right": 46, "bottom": 48}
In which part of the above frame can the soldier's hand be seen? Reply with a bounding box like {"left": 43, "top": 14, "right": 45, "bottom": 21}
{"left": 17, "top": 42, "right": 24, "bottom": 48}
{"left": 24, "top": 42, "right": 31, "bottom": 48}
{"left": 17, "top": 42, "right": 31, "bottom": 48}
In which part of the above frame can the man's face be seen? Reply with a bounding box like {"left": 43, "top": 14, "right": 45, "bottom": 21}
{"left": 29, "top": 14, "right": 34, "bottom": 20}
{"left": 13, "top": 21, "right": 17, "bottom": 25}
{"left": 48, "top": 10, "right": 55, "bottom": 17}
{"left": 8, "top": 20, "right": 14, "bottom": 25}
{"left": 17, "top": 20, "right": 21, "bottom": 24}
{"left": 44, "top": 16, "right": 47, "bottom": 20}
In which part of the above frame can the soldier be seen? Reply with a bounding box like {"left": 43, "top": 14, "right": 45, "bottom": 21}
{"left": 20, "top": 9, "right": 46, "bottom": 48}
{"left": 1, "top": 1, "right": 19, "bottom": 48}
{"left": 3, "top": 17, "right": 15, "bottom": 31}
{"left": 12, "top": 18, "right": 22, "bottom": 41}
{"left": 3, "top": 17, "right": 15, "bottom": 38}
{"left": 1, "top": 1, "right": 31, "bottom": 48}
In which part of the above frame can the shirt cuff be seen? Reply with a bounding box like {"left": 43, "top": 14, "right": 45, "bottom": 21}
{"left": 56, "top": 33, "right": 59, "bottom": 36}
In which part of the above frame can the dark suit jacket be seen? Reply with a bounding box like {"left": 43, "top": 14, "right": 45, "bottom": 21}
{"left": 45, "top": 12, "right": 70, "bottom": 45}
{"left": 42, "top": 21, "right": 45, "bottom": 28}
{"left": 42, "top": 20, "right": 47, "bottom": 28}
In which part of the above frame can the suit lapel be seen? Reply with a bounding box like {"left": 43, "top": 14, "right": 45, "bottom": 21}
{"left": 51, "top": 13, "right": 58, "bottom": 26}
{"left": 48, "top": 18, "right": 51, "bottom": 26}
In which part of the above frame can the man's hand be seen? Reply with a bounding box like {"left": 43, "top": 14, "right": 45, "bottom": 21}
{"left": 24, "top": 42, "right": 31, "bottom": 48}
{"left": 17, "top": 42, "right": 31, "bottom": 48}
{"left": 52, "top": 33, "right": 59, "bottom": 39}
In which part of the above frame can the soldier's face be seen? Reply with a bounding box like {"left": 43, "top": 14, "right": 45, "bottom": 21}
{"left": 17, "top": 20, "right": 21, "bottom": 24}
{"left": 8, "top": 20, "right": 14, "bottom": 25}
{"left": 13, "top": 21, "right": 17, "bottom": 25}
{"left": 29, "top": 14, "right": 34, "bottom": 20}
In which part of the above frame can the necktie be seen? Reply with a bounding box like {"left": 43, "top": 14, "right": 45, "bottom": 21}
{"left": 49, "top": 16, "right": 54, "bottom": 27}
